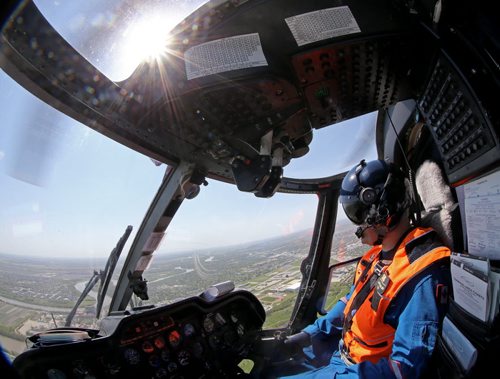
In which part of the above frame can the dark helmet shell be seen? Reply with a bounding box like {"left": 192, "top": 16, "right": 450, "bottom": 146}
{"left": 339, "top": 159, "right": 408, "bottom": 226}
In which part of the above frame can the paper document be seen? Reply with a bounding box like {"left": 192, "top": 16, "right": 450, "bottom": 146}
{"left": 184, "top": 33, "right": 268, "bottom": 80}
{"left": 452, "top": 252, "right": 489, "bottom": 272}
{"left": 451, "top": 252, "right": 500, "bottom": 323}
{"left": 489, "top": 268, "right": 500, "bottom": 322}
{"left": 451, "top": 258, "right": 489, "bottom": 322}
{"left": 441, "top": 316, "right": 478, "bottom": 372}
{"left": 463, "top": 169, "right": 500, "bottom": 259}
{"left": 285, "top": 6, "right": 361, "bottom": 46}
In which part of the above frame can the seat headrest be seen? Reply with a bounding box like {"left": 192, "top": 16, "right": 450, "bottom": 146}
{"left": 415, "top": 160, "right": 459, "bottom": 249}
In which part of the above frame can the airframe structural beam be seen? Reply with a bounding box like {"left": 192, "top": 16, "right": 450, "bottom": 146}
{"left": 109, "top": 161, "right": 195, "bottom": 313}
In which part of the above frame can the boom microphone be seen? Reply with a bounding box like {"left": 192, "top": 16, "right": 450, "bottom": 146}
{"left": 355, "top": 226, "right": 368, "bottom": 239}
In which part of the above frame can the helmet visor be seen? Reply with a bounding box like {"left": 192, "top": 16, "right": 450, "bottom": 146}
{"left": 340, "top": 195, "right": 367, "bottom": 225}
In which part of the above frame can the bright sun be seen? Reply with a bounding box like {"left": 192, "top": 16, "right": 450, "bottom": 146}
{"left": 119, "top": 14, "right": 177, "bottom": 77}
{"left": 129, "top": 17, "right": 170, "bottom": 59}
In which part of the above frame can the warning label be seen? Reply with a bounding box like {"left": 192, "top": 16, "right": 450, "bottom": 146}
{"left": 184, "top": 33, "right": 268, "bottom": 80}
{"left": 285, "top": 6, "right": 361, "bottom": 47}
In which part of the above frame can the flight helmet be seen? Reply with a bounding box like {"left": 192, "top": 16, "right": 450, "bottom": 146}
{"left": 339, "top": 159, "right": 409, "bottom": 227}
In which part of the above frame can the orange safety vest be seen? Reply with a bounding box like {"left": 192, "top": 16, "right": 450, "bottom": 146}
{"left": 341, "top": 227, "right": 450, "bottom": 364}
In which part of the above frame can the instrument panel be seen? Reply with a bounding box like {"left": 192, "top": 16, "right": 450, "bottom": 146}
{"left": 13, "top": 290, "right": 265, "bottom": 379}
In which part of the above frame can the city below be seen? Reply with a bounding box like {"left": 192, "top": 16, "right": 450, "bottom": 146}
{"left": 0, "top": 223, "right": 363, "bottom": 360}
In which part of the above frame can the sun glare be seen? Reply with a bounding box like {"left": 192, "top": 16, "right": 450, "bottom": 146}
{"left": 131, "top": 17, "right": 170, "bottom": 59}
{"left": 118, "top": 14, "right": 177, "bottom": 77}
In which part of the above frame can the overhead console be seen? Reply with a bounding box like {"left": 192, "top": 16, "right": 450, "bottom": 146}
{"left": 13, "top": 290, "right": 265, "bottom": 378}
{"left": 131, "top": 0, "right": 428, "bottom": 186}
{"left": 418, "top": 45, "right": 499, "bottom": 184}
{"left": 2, "top": 1, "right": 496, "bottom": 192}
{"left": 415, "top": 2, "right": 499, "bottom": 185}
{"left": 1, "top": 0, "right": 435, "bottom": 195}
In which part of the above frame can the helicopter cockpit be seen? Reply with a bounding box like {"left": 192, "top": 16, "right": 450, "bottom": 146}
{"left": 1, "top": 0, "right": 498, "bottom": 378}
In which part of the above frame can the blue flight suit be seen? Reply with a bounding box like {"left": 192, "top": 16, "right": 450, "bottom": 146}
{"left": 279, "top": 260, "right": 450, "bottom": 379}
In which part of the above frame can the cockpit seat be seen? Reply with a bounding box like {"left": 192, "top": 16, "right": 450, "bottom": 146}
{"left": 415, "top": 159, "right": 462, "bottom": 251}
{"left": 415, "top": 160, "right": 499, "bottom": 378}
{"left": 415, "top": 159, "right": 464, "bottom": 378}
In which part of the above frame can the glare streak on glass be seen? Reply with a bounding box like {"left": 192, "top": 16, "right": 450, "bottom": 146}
{"left": 33, "top": 0, "right": 210, "bottom": 80}
{"left": 0, "top": 68, "right": 164, "bottom": 358}
{"left": 1, "top": 0, "right": 377, "bottom": 360}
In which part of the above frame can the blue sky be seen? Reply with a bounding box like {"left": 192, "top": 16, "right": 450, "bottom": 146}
{"left": 0, "top": 1, "right": 377, "bottom": 258}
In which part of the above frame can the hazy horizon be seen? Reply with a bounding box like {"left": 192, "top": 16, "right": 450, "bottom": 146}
{"left": 0, "top": 217, "right": 357, "bottom": 261}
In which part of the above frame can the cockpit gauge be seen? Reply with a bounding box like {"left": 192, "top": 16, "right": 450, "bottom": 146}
{"left": 12, "top": 290, "right": 264, "bottom": 378}
{"left": 230, "top": 313, "right": 239, "bottom": 323}
{"left": 142, "top": 340, "right": 155, "bottom": 353}
{"left": 215, "top": 312, "right": 226, "bottom": 326}
{"left": 183, "top": 323, "right": 195, "bottom": 337}
{"left": 47, "top": 369, "right": 67, "bottom": 379}
{"left": 203, "top": 315, "right": 215, "bottom": 333}
{"left": 167, "top": 361, "right": 178, "bottom": 372}
{"left": 160, "top": 350, "right": 170, "bottom": 362}
{"left": 155, "top": 368, "right": 168, "bottom": 378}
{"left": 123, "top": 347, "right": 141, "bottom": 365}
{"left": 154, "top": 336, "right": 166, "bottom": 349}
{"left": 177, "top": 350, "right": 190, "bottom": 366}
{"left": 237, "top": 323, "right": 245, "bottom": 336}
{"left": 148, "top": 354, "right": 161, "bottom": 368}
{"left": 168, "top": 330, "right": 182, "bottom": 348}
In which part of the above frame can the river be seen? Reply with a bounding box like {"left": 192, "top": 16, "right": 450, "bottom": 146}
{"left": 0, "top": 280, "right": 118, "bottom": 360}
{"left": 74, "top": 280, "right": 113, "bottom": 308}
{"left": 0, "top": 295, "right": 71, "bottom": 313}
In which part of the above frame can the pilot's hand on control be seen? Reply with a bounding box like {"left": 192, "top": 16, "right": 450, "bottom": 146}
{"left": 284, "top": 331, "right": 311, "bottom": 348}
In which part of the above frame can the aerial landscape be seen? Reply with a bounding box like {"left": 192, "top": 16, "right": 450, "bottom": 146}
{"left": 0, "top": 221, "right": 363, "bottom": 360}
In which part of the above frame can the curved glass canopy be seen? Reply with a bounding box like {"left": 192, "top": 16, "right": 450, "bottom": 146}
{"left": 1, "top": 0, "right": 376, "bottom": 359}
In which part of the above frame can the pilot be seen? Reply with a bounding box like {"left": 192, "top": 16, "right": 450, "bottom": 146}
{"left": 280, "top": 159, "right": 451, "bottom": 379}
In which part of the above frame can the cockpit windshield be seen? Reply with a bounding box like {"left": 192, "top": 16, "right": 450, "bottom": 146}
{"left": 33, "top": 0, "right": 211, "bottom": 81}
{"left": 0, "top": 68, "right": 165, "bottom": 358}
{"left": 1, "top": 0, "right": 377, "bottom": 361}
{"left": 2, "top": 0, "right": 497, "bottom": 377}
